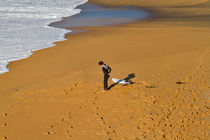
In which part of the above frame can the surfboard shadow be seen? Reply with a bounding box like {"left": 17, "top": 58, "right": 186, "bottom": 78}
{"left": 108, "top": 73, "right": 135, "bottom": 90}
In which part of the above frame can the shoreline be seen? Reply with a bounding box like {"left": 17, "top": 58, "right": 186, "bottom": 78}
{"left": 0, "top": 0, "right": 88, "bottom": 75}
{"left": 0, "top": 0, "right": 209, "bottom": 139}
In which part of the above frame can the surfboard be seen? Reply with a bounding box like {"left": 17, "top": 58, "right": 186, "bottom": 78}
{"left": 112, "top": 78, "right": 130, "bottom": 84}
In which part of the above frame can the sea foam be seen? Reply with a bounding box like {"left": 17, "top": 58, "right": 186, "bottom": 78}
{"left": 0, "top": 0, "right": 87, "bottom": 74}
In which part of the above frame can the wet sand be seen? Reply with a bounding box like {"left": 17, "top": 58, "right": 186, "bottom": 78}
{"left": 0, "top": 0, "right": 210, "bottom": 139}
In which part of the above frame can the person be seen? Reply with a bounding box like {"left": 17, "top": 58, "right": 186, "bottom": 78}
{"left": 98, "top": 61, "right": 111, "bottom": 92}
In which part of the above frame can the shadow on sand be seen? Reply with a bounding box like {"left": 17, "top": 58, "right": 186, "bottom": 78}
{"left": 109, "top": 73, "right": 135, "bottom": 90}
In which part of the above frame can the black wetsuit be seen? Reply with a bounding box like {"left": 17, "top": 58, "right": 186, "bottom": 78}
{"left": 101, "top": 64, "right": 112, "bottom": 90}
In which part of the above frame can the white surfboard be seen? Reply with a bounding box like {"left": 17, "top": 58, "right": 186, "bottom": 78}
{"left": 112, "top": 78, "right": 131, "bottom": 84}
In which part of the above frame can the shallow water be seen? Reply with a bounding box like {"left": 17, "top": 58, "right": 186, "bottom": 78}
{"left": 51, "top": 4, "right": 150, "bottom": 32}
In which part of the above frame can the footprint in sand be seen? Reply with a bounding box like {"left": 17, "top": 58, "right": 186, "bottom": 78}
{"left": 1, "top": 136, "right": 8, "bottom": 140}
{"left": 45, "top": 131, "right": 56, "bottom": 135}
{"left": 107, "top": 126, "right": 116, "bottom": 135}
{"left": 96, "top": 113, "right": 117, "bottom": 137}
{"left": 44, "top": 124, "right": 57, "bottom": 136}
{"left": 64, "top": 90, "right": 71, "bottom": 96}
{"left": 137, "top": 126, "right": 141, "bottom": 130}
{"left": 176, "top": 81, "right": 185, "bottom": 85}
{"left": 1, "top": 113, "right": 9, "bottom": 140}
{"left": 146, "top": 85, "right": 158, "bottom": 88}
{"left": 66, "top": 134, "right": 72, "bottom": 139}
{"left": 64, "top": 126, "right": 74, "bottom": 138}
{"left": 44, "top": 130, "right": 56, "bottom": 135}
{"left": 4, "top": 123, "right": 7, "bottom": 127}
{"left": 96, "top": 113, "right": 106, "bottom": 125}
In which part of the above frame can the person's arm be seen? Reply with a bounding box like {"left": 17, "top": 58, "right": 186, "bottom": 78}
{"left": 102, "top": 67, "right": 108, "bottom": 75}
{"left": 108, "top": 66, "right": 111, "bottom": 74}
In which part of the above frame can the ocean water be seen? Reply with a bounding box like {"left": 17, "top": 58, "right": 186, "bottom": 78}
{"left": 0, "top": 0, "right": 87, "bottom": 74}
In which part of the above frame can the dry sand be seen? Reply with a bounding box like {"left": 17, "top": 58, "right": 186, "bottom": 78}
{"left": 0, "top": 0, "right": 210, "bottom": 139}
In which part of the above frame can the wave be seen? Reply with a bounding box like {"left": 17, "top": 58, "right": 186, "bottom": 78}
{"left": 0, "top": 0, "right": 88, "bottom": 74}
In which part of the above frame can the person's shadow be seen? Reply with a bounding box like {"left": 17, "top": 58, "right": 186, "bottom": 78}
{"left": 109, "top": 73, "right": 135, "bottom": 90}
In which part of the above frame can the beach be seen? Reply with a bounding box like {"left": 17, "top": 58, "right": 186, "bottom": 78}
{"left": 0, "top": 0, "right": 210, "bottom": 139}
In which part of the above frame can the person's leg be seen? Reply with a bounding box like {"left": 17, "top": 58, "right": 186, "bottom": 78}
{"left": 107, "top": 75, "right": 110, "bottom": 90}
{"left": 104, "top": 75, "right": 108, "bottom": 90}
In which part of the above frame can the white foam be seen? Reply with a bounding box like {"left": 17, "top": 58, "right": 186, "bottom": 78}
{"left": 0, "top": 0, "right": 88, "bottom": 74}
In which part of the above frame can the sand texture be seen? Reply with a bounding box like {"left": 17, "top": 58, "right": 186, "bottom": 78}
{"left": 0, "top": 0, "right": 210, "bottom": 139}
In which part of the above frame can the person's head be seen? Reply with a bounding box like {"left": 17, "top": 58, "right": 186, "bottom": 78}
{"left": 98, "top": 61, "right": 104, "bottom": 66}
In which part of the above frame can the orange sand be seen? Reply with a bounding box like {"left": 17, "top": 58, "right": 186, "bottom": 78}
{"left": 0, "top": 0, "right": 210, "bottom": 139}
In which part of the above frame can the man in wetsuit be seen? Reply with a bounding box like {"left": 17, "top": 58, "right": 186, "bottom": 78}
{"left": 98, "top": 61, "right": 112, "bottom": 92}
